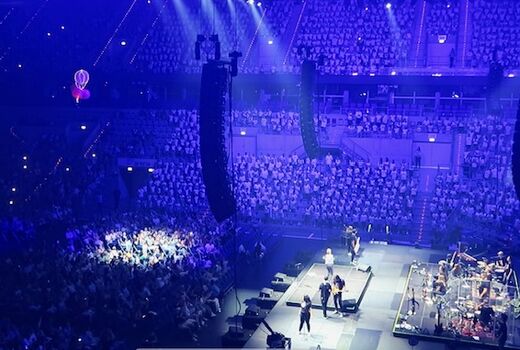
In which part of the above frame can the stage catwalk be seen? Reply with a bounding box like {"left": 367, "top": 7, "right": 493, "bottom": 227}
{"left": 285, "top": 263, "right": 371, "bottom": 312}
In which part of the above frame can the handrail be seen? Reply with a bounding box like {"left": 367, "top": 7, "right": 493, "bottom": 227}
{"left": 341, "top": 137, "right": 371, "bottom": 161}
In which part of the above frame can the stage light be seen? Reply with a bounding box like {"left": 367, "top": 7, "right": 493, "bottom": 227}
{"left": 247, "top": 0, "right": 254, "bottom": 4}
{"left": 46, "top": 32, "right": 51, "bottom": 37}
{"left": 120, "top": 40, "right": 127, "bottom": 46}
{"left": 80, "top": 125, "right": 87, "bottom": 130}
{"left": 240, "top": 130, "right": 246, "bottom": 136}
{"left": 91, "top": 153, "right": 96, "bottom": 158}
{"left": 65, "top": 167, "right": 70, "bottom": 172}
{"left": 22, "top": 155, "right": 28, "bottom": 160}
{"left": 17, "top": 64, "right": 22, "bottom": 69}
{"left": 11, "top": 187, "right": 16, "bottom": 192}
{"left": 147, "top": 0, "right": 151, "bottom": 3}
{"left": 508, "top": 73, "right": 515, "bottom": 78}
{"left": 365, "top": 6, "right": 368, "bottom": 11}
{"left": 369, "top": 73, "right": 375, "bottom": 77}
{"left": 127, "top": 166, "right": 133, "bottom": 172}
{"left": 391, "top": 70, "right": 397, "bottom": 76}
{"left": 432, "top": 73, "right": 442, "bottom": 77}
{"left": 9, "top": 200, "right": 14, "bottom": 205}
{"left": 268, "top": 40, "right": 273, "bottom": 45}
{"left": 386, "top": 3, "right": 392, "bottom": 9}
{"left": 147, "top": 167, "right": 154, "bottom": 173}
{"left": 60, "top": 25, "right": 65, "bottom": 30}
{"left": 352, "top": 72, "right": 359, "bottom": 76}
{"left": 428, "top": 135, "right": 437, "bottom": 143}
{"left": 23, "top": 165, "right": 27, "bottom": 170}
{"left": 257, "top": 1, "right": 262, "bottom": 6}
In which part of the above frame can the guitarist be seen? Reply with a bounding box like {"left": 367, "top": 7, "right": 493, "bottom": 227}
{"left": 332, "top": 275, "right": 346, "bottom": 316}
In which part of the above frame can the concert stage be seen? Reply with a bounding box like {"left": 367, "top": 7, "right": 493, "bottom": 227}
{"left": 393, "top": 263, "right": 520, "bottom": 349}
{"left": 285, "top": 263, "right": 372, "bottom": 312}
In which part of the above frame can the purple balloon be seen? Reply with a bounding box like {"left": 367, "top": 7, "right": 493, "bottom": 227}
{"left": 80, "top": 89, "right": 91, "bottom": 100}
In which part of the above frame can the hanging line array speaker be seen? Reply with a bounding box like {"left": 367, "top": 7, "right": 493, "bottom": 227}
{"left": 199, "top": 62, "right": 237, "bottom": 223}
{"left": 300, "top": 60, "right": 320, "bottom": 159}
{"left": 513, "top": 100, "right": 520, "bottom": 200}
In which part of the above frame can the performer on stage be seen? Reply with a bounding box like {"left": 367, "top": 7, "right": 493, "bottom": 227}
{"left": 345, "top": 226, "right": 359, "bottom": 264}
{"left": 319, "top": 276, "right": 332, "bottom": 318}
{"left": 323, "top": 248, "right": 335, "bottom": 279}
{"left": 479, "top": 270, "right": 492, "bottom": 300}
{"left": 504, "top": 255, "right": 514, "bottom": 285}
{"left": 333, "top": 274, "right": 346, "bottom": 316}
{"left": 299, "top": 295, "right": 312, "bottom": 334}
{"left": 495, "top": 251, "right": 507, "bottom": 268}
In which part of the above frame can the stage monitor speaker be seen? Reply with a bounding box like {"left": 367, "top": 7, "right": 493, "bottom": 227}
{"left": 199, "top": 62, "right": 237, "bottom": 223}
{"left": 357, "top": 264, "right": 372, "bottom": 273}
{"left": 273, "top": 272, "right": 288, "bottom": 282}
{"left": 300, "top": 60, "right": 320, "bottom": 159}
{"left": 260, "top": 288, "right": 274, "bottom": 298}
{"left": 513, "top": 101, "right": 520, "bottom": 200}
{"left": 342, "top": 299, "right": 357, "bottom": 312}
{"left": 245, "top": 305, "right": 261, "bottom": 316}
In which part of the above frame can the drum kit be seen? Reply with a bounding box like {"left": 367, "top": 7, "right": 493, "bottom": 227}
{"left": 404, "top": 252, "right": 516, "bottom": 341}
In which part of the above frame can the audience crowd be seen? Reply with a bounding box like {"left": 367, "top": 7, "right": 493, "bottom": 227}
{"left": 0, "top": 211, "right": 230, "bottom": 349}
{"left": 469, "top": 0, "right": 520, "bottom": 69}
{"left": 426, "top": 0, "right": 459, "bottom": 37}
{"left": 290, "top": 0, "right": 414, "bottom": 74}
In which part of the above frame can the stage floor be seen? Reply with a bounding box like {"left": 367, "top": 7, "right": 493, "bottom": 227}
{"left": 393, "top": 263, "right": 520, "bottom": 349}
{"left": 285, "top": 263, "right": 372, "bottom": 312}
{"left": 244, "top": 243, "right": 499, "bottom": 350}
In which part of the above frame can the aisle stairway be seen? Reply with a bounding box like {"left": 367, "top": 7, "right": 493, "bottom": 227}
{"left": 455, "top": 0, "right": 473, "bottom": 68}
{"left": 281, "top": 0, "right": 306, "bottom": 66}
{"left": 408, "top": 0, "right": 429, "bottom": 67}
{"left": 456, "top": 0, "right": 473, "bottom": 68}
{"left": 411, "top": 168, "right": 437, "bottom": 247}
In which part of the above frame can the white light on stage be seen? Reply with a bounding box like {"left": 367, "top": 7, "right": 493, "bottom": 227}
{"left": 120, "top": 40, "right": 127, "bottom": 46}
{"left": 127, "top": 166, "right": 133, "bottom": 172}
{"left": 257, "top": 1, "right": 262, "bottom": 6}
{"left": 391, "top": 70, "right": 397, "bottom": 76}
{"left": 147, "top": 167, "right": 154, "bottom": 173}
{"left": 369, "top": 73, "right": 375, "bottom": 76}
{"left": 352, "top": 72, "right": 359, "bottom": 76}
{"left": 385, "top": 3, "right": 392, "bottom": 9}
{"left": 17, "top": 64, "right": 22, "bottom": 69}
{"left": 22, "top": 155, "right": 28, "bottom": 160}
{"left": 60, "top": 25, "right": 65, "bottom": 30}
{"left": 508, "top": 73, "right": 515, "bottom": 78}
{"left": 11, "top": 187, "right": 16, "bottom": 192}
{"left": 65, "top": 167, "right": 70, "bottom": 172}
{"left": 46, "top": 32, "right": 51, "bottom": 37}
{"left": 80, "top": 125, "right": 87, "bottom": 130}
{"left": 9, "top": 200, "right": 14, "bottom": 205}
{"left": 240, "top": 130, "right": 246, "bottom": 136}
{"left": 268, "top": 40, "right": 273, "bottom": 45}
{"left": 91, "top": 153, "right": 96, "bottom": 158}
{"left": 247, "top": 0, "right": 254, "bottom": 4}
{"left": 23, "top": 165, "right": 28, "bottom": 170}
{"left": 428, "top": 134, "right": 437, "bottom": 143}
